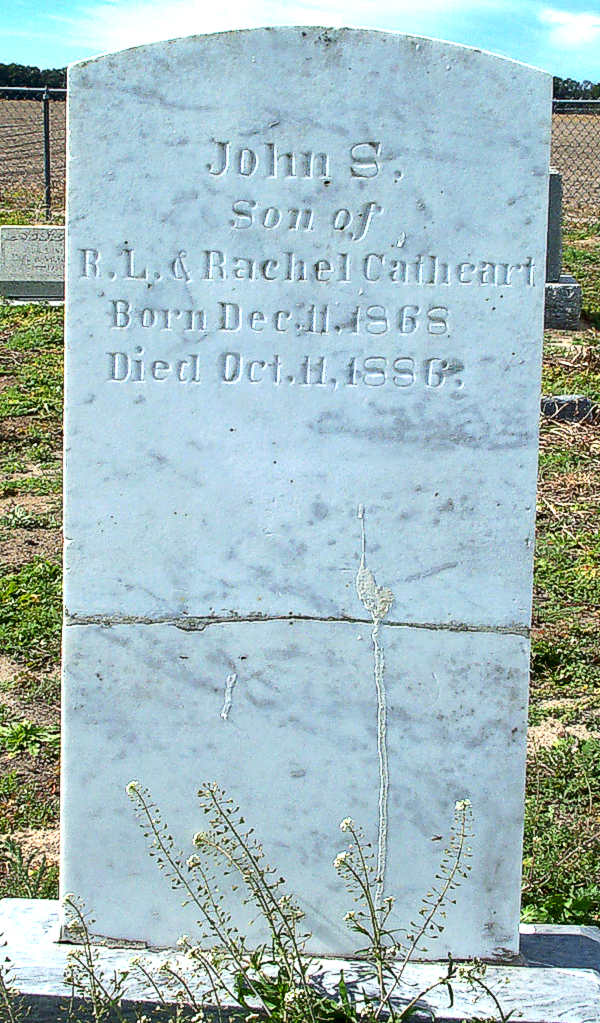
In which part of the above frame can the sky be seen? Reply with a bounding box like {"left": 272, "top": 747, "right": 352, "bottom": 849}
{"left": 1, "top": 0, "right": 600, "bottom": 79}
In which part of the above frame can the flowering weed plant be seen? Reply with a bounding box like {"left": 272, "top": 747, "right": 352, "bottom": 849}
{"left": 54, "top": 782, "right": 510, "bottom": 1023}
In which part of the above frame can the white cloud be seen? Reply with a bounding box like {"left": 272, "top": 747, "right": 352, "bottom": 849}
{"left": 540, "top": 7, "right": 600, "bottom": 48}
{"left": 51, "top": 0, "right": 494, "bottom": 57}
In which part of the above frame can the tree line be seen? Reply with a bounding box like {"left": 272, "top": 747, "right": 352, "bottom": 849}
{"left": 0, "top": 63, "right": 599, "bottom": 100}
{"left": 553, "top": 76, "right": 600, "bottom": 99}
{"left": 0, "top": 63, "right": 66, "bottom": 91}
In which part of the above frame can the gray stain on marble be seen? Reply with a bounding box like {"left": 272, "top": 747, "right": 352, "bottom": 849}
{"left": 312, "top": 405, "right": 532, "bottom": 451}
{"left": 404, "top": 561, "right": 458, "bottom": 583}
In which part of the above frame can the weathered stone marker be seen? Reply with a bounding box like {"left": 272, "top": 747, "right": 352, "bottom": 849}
{"left": 63, "top": 29, "right": 551, "bottom": 958}
{"left": 0, "top": 225, "right": 64, "bottom": 299}
{"left": 546, "top": 169, "right": 563, "bottom": 283}
{"left": 544, "top": 168, "right": 582, "bottom": 329}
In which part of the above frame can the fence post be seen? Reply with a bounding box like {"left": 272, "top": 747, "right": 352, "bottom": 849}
{"left": 42, "top": 87, "right": 51, "bottom": 221}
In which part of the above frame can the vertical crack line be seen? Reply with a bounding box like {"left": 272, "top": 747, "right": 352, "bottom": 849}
{"left": 356, "top": 505, "right": 395, "bottom": 905}
{"left": 220, "top": 672, "right": 237, "bottom": 721}
{"left": 359, "top": 502, "right": 367, "bottom": 566}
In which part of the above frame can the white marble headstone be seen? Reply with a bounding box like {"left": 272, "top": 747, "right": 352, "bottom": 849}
{"left": 62, "top": 28, "right": 551, "bottom": 958}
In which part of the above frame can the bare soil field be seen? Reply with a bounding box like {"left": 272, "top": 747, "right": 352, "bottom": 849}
{"left": 0, "top": 99, "right": 66, "bottom": 219}
{"left": 551, "top": 113, "right": 600, "bottom": 220}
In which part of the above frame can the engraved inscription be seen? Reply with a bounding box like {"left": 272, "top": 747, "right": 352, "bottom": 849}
{"left": 230, "top": 199, "right": 382, "bottom": 241}
{"left": 77, "top": 130, "right": 542, "bottom": 400}
{"left": 205, "top": 139, "right": 382, "bottom": 179}
{"left": 80, "top": 246, "right": 536, "bottom": 288}
{"left": 105, "top": 349, "right": 464, "bottom": 390}
{"left": 208, "top": 141, "right": 331, "bottom": 179}
{"left": 108, "top": 350, "right": 201, "bottom": 382}
{"left": 107, "top": 300, "right": 450, "bottom": 337}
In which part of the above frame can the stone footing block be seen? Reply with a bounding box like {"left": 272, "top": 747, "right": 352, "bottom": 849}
{"left": 3, "top": 900, "right": 600, "bottom": 1023}
{"left": 545, "top": 275, "right": 582, "bottom": 330}
{"left": 0, "top": 280, "right": 64, "bottom": 301}
{"left": 541, "top": 395, "right": 596, "bottom": 423}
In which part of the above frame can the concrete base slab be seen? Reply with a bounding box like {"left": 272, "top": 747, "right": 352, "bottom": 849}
{"left": 0, "top": 298, "right": 64, "bottom": 307}
{"left": 545, "top": 275, "right": 582, "bottom": 330}
{"left": 2, "top": 900, "right": 600, "bottom": 1022}
{"left": 0, "top": 281, "right": 64, "bottom": 300}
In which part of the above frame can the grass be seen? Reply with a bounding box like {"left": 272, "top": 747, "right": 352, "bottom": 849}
{"left": 564, "top": 221, "right": 600, "bottom": 323}
{"left": 0, "top": 559, "right": 62, "bottom": 668}
{"left": 0, "top": 303, "right": 63, "bottom": 499}
{"left": 0, "top": 297, "right": 63, "bottom": 900}
{"left": 522, "top": 216, "right": 600, "bottom": 925}
{"left": 532, "top": 622, "right": 600, "bottom": 692}
{"left": 0, "top": 502, "right": 60, "bottom": 531}
{"left": 0, "top": 837, "right": 59, "bottom": 899}
{"left": 0, "top": 669, "right": 60, "bottom": 705}
{"left": 0, "top": 188, "right": 64, "bottom": 227}
{"left": 541, "top": 338, "right": 600, "bottom": 402}
{"left": 0, "top": 475, "right": 62, "bottom": 497}
{"left": 0, "top": 719, "right": 59, "bottom": 758}
{"left": 0, "top": 772, "right": 58, "bottom": 834}
{"left": 0, "top": 307, "right": 63, "bottom": 420}
{"left": 522, "top": 739, "right": 600, "bottom": 924}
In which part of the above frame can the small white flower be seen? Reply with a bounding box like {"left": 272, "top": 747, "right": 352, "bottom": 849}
{"left": 455, "top": 798, "right": 472, "bottom": 812}
{"left": 333, "top": 852, "right": 348, "bottom": 868}
{"left": 126, "top": 780, "right": 140, "bottom": 796}
{"left": 193, "top": 831, "right": 208, "bottom": 846}
{"left": 339, "top": 817, "right": 354, "bottom": 832}
{"left": 344, "top": 911, "right": 356, "bottom": 921}
{"left": 186, "top": 855, "right": 201, "bottom": 868}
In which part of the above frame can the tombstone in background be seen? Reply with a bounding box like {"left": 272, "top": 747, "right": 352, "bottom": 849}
{"left": 546, "top": 170, "right": 563, "bottom": 283}
{"left": 0, "top": 226, "right": 64, "bottom": 300}
{"left": 62, "top": 28, "right": 550, "bottom": 959}
{"left": 544, "top": 168, "right": 582, "bottom": 329}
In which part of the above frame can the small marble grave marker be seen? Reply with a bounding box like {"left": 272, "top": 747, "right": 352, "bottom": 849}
{"left": 0, "top": 225, "right": 64, "bottom": 299}
{"left": 63, "top": 28, "right": 551, "bottom": 958}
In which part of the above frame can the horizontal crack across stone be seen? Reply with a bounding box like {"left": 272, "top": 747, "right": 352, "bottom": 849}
{"left": 64, "top": 612, "right": 529, "bottom": 638}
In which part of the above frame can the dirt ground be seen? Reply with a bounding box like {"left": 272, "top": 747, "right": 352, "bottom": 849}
{"left": 0, "top": 98, "right": 66, "bottom": 213}
{"left": 551, "top": 112, "right": 600, "bottom": 218}
{"left": 11, "top": 825, "right": 59, "bottom": 866}
{"left": 0, "top": 493, "right": 61, "bottom": 565}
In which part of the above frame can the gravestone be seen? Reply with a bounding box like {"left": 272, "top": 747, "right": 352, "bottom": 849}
{"left": 544, "top": 169, "right": 581, "bottom": 329}
{"left": 0, "top": 225, "right": 64, "bottom": 299}
{"left": 546, "top": 169, "right": 563, "bottom": 283}
{"left": 63, "top": 28, "right": 551, "bottom": 959}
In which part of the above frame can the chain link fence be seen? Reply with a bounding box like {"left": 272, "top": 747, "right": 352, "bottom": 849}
{"left": 1, "top": 91, "right": 599, "bottom": 225}
{"left": 0, "top": 87, "right": 66, "bottom": 223}
{"left": 552, "top": 99, "right": 600, "bottom": 223}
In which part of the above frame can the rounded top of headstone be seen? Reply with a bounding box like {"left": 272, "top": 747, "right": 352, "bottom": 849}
{"left": 68, "top": 25, "right": 550, "bottom": 83}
